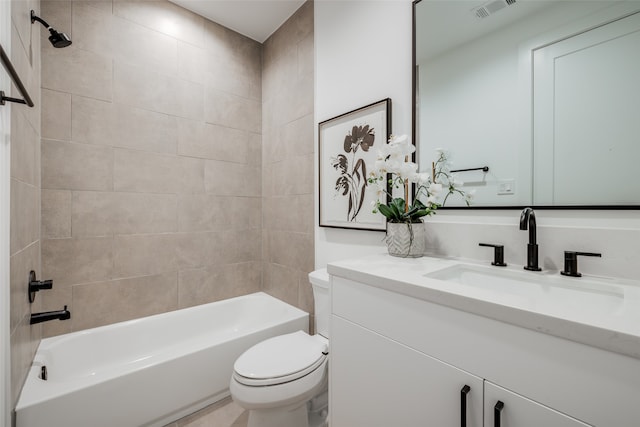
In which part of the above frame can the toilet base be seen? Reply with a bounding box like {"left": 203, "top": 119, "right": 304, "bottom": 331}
{"left": 247, "top": 404, "right": 308, "bottom": 427}
{"left": 245, "top": 390, "right": 328, "bottom": 427}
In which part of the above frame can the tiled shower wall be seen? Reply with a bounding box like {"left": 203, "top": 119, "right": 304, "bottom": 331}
{"left": 39, "top": 0, "right": 263, "bottom": 337}
{"left": 9, "top": 0, "right": 42, "bottom": 406}
{"left": 261, "top": 2, "right": 315, "bottom": 325}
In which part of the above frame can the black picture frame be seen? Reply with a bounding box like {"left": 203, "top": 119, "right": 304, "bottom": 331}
{"left": 318, "top": 98, "right": 392, "bottom": 231}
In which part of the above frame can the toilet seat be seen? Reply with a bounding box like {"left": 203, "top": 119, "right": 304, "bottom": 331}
{"left": 233, "top": 331, "right": 328, "bottom": 387}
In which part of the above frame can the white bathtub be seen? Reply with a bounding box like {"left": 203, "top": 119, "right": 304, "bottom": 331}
{"left": 15, "top": 292, "right": 309, "bottom": 427}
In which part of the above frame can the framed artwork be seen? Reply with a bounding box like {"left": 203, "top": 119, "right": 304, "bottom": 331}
{"left": 319, "top": 98, "right": 391, "bottom": 231}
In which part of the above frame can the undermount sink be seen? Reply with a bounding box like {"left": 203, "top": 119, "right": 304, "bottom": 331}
{"left": 425, "top": 264, "right": 626, "bottom": 315}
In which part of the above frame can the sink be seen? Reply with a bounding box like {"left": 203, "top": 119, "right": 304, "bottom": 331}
{"left": 425, "top": 264, "right": 625, "bottom": 315}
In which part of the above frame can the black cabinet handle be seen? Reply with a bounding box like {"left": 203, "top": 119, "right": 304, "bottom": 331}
{"left": 494, "top": 401, "right": 504, "bottom": 427}
{"left": 460, "top": 385, "right": 470, "bottom": 427}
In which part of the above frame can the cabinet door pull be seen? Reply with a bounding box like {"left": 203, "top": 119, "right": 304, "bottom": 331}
{"left": 494, "top": 401, "right": 504, "bottom": 427}
{"left": 460, "top": 385, "right": 471, "bottom": 427}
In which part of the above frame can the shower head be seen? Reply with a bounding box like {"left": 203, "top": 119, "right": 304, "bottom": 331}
{"left": 30, "top": 10, "right": 72, "bottom": 48}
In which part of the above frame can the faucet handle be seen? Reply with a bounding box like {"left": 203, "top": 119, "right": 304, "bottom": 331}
{"left": 560, "top": 251, "right": 601, "bottom": 277}
{"left": 479, "top": 243, "right": 507, "bottom": 267}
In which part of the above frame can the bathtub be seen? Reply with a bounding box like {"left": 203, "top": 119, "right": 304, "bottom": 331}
{"left": 15, "top": 292, "right": 309, "bottom": 427}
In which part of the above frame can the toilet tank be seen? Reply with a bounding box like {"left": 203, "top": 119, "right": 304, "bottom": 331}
{"left": 308, "top": 269, "right": 330, "bottom": 338}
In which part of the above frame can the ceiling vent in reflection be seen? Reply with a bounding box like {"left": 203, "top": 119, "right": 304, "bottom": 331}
{"left": 473, "top": 0, "right": 517, "bottom": 19}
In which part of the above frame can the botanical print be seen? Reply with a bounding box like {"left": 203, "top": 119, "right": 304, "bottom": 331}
{"left": 331, "top": 124, "right": 375, "bottom": 222}
{"left": 319, "top": 99, "right": 390, "bottom": 231}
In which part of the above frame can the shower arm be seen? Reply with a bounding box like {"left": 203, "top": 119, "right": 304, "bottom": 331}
{"left": 31, "top": 10, "right": 53, "bottom": 30}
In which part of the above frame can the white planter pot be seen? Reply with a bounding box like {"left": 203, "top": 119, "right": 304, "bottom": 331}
{"left": 385, "top": 221, "right": 425, "bottom": 258}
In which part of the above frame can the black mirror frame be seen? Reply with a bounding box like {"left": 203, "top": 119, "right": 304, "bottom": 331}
{"left": 411, "top": 0, "right": 639, "bottom": 211}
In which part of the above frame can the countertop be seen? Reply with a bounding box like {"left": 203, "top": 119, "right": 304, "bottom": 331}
{"left": 327, "top": 254, "right": 640, "bottom": 360}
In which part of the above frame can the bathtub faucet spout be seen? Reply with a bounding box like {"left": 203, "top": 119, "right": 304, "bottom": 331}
{"left": 30, "top": 305, "right": 71, "bottom": 324}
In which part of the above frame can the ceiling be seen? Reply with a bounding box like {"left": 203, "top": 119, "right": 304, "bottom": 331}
{"left": 168, "top": 0, "right": 306, "bottom": 43}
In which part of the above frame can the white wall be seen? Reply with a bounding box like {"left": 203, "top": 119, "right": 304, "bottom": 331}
{"left": 315, "top": 0, "right": 413, "bottom": 268}
{"left": 0, "top": 0, "right": 12, "bottom": 424}
{"left": 314, "top": 0, "right": 640, "bottom": 280}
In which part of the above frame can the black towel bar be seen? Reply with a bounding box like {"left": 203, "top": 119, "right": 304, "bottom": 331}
{"left": 0, "top": 43, "right": 34, "bottom": 107}
{"left": 451, "top": 166, "right": 489, "bottom": 173}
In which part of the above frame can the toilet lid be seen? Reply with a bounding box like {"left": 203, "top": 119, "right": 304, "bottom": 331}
{"left": 233, "top": 331, "right": 328, "bottom": 385}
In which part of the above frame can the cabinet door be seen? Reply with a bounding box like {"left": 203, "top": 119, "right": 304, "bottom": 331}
{"left": 484, "top": 381, "right": 591, "bottom": 427}
{"left": 330, "top": 315, "right": 483, "bottom": 427}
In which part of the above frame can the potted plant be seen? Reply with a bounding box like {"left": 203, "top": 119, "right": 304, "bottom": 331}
{"left": 368, "top": 135, "right": 473, "bottom": 257}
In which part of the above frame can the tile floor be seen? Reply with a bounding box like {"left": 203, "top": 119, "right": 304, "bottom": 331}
{"left": 164, "top": 397, "right": 248, "bottom": 427}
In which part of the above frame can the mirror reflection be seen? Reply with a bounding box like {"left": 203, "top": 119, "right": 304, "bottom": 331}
{"left": 414, "top": 0, "right": 640, "bottom": 207}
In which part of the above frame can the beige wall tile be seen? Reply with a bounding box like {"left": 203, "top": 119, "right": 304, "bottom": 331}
{"left": 283, "top": 114, "right": 314, "bottom": 158}
{"left": 10, "top": 315, "right": 39, "bottom": 408}
{"left": 10, "top": 109, "right": 39, "bottom": 186}
{"left": 111, "top": 15, "right": 179, "bottom": 76}
{"left": 42, "top": 46, "right": 113, "bottom": 101}
{"left": 298, "top": 271, "right": 315, "bottom": 315}
{"left": 72, "top": 272, "right": 178, "bottom": 330}
{"left": 232, "top": 228, "right": 262, "bottom": 263}
{"left": 177, "top": 262, "right": 261, "bottom": 309}
{"left": 114, "top": 149, "right": 204, "bottom": 194}
{"left": 177, "top": 120, "right": 250, "bottom": 163}
{"left": 263, "top": 194, "right": 313, "bottom": 233}
{"left": 204, "top": 57, "right": 259, "bottom": 101}
{"left": 204, "top": 88, "right": 261, "bottom": 134}
{"left": 42, "top": 89, "right": 72, "bottom": 141}
{"left": 263, "top": 1, "right": 312, "bottom": 66}
{"left": 178, "top": 41, "right": 206, "bottom": 84}
{"left": 263, "top": 263, "right": 299, "bottom": 307}
{"left": 262, "top": 46, "right": 297, "bottom": 104}
{"left": 176, "top": 231, "right": 226, "bottom": 269}
{"left": 40, "top": 1, "right": 72, "bottom": 43}
{"left": 42, "top": 189, "right": 72, "bottom": 238}
{"left": 263, "top": 113, "right": 313, "bottom": 165}
{"left": 72, "top": 1, "right": 114, "bottom": 56}
{"left": 204, "top": 161, "right": 260, "bottom": 197}
{"left": 72, "top": 191, "right": 178, "bottom": 237}
{"left": 40, "top": 287, "right": 73, "bottom": 338}
{"left": 264, "top": 230, "right": 314, "bottom": 273}
{"left": 113, "top": 61, "right": 204, "bottom": 120}
{"left": 178, "top": 195, "right": 260, "bottom": 233}
{"left": 113, "top": 233, "right": 178, "bottom": 278}
{"left": 248, "top": 133, "right": 262, "bottom": 166}
{"left": 263, "top": 154, "right": 314, "bottom": 197}
{"left": 72, "top": 95, "right": 178, "bottom": 153}
{"left": 10, "top": 242, "right": 40, "bottom": 333}
{"left": 298, "top": 33, "right": 314, "bottom": 78}
{"left": 10, "top": 17, "right": 41, "bottom": 133}
{"left": 113, "top": 0, "right": 204, "bottom": 47}
{"left": 42, "top": 139, "right": 113, "bottom": 191}
{"left": 104, "top": 191, "right": 178, "bottom": 235}
{"left": 10, "top": 179, "right": 39, "bottom": 256}
{"left": 42, "top": 237, "right": 113, "bottom": 287}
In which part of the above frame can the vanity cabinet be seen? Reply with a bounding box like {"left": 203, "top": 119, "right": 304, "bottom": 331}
{"left": 331, "top": 315, "right": 483, "bottom": 427}
{"left": 483, "top": 382, "right": 589, "bottom": 427}
{"left": 329, "top": 275, "right": 640, "bottom": 427}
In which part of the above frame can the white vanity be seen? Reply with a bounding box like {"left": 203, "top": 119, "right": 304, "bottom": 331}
{"left": 327, "top": 255, "right": 640, "bottom": 426}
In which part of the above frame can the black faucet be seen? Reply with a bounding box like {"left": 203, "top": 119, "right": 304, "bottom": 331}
{"left": 30, "top": 305, "right": 71, "bottom": 325}
{"left": 519, "top": 207, "right": 541, "bottom": 271}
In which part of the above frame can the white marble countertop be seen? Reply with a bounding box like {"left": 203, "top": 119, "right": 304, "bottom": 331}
{"left": 327, "top": 254, "right": 640, "bottom": 360}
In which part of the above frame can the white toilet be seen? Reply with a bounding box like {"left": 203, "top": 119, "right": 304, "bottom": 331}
{"left": 230, "top": 269, "right": 330, "bottom": 427}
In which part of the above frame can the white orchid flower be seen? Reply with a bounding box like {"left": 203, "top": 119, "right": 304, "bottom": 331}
{"left": 416, "top": 173, "right": 431, "bottom": 185}
{"left": 398, "top": 162, "right": 418, "bottom": 181}
{"left": 428, "top": 182, "right": 443, "bottom": 195}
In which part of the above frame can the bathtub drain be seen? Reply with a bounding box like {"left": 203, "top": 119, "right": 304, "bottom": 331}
{"left": 40, "top": 365, "right": 47, "bottom": 381}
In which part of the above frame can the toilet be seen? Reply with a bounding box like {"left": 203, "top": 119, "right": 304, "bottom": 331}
{"left": 230, "top": 269, "right": 330, "bottom": 427}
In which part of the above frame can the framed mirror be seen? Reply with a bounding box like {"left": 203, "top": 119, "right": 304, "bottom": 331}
{"left": 413, "top": 0, "right": 640, "bottom": 208}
